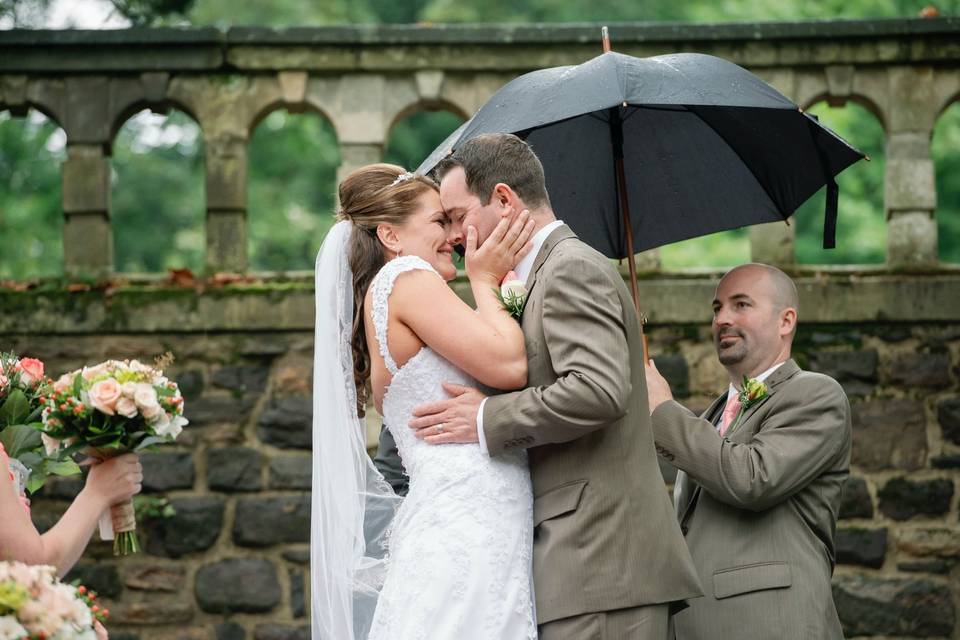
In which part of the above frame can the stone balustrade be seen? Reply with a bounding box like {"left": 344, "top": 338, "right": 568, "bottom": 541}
{"left": 2, "top": 19, "right": 960, "bottom": 276}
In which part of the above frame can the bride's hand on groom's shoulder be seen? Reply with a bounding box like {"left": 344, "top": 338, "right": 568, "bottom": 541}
{"left": 409, "top": 383, "right": 485, "bottom": 445}
{"left": 465, "top": 209, "right": 534, "bottom": 285}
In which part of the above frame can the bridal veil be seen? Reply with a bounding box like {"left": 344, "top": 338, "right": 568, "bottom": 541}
{"left": 310, "top": 220, "right": 401, "bottom": 639}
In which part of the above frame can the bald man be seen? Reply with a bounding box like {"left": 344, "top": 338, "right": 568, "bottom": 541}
{"left": 645, "top": 263, "right": 851, "bottom": 640}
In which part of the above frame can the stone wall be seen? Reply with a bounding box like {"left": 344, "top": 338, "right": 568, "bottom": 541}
{"left": 2, "top": 270, "right": 959, "bottom": 640}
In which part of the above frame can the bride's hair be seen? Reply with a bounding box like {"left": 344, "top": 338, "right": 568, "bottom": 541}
{"left": 337, "top": 163, "right": 439, "bottom": 417}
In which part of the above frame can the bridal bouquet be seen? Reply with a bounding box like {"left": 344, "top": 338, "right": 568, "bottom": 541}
{"left": 0, "top": 353, "right": 81, "bottom": 496}
{"left": 0, "top": 560, "right": 108, "bottom": 640}
{"left": 41, "top": 354, "right": 188, "bottom": 555}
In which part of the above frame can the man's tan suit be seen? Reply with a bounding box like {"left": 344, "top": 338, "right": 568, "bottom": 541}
{"left": 652, "top": 360, "right": 852, "bottom": 639}
{"left": 483, "top": 225, "right": 703, "bottom": 631}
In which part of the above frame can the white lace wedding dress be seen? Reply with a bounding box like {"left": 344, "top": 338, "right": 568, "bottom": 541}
{"left": 366, "top": 256, "right": 537, "bottom": 640}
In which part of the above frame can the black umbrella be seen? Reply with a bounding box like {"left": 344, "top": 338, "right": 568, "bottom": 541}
{"left": 418, "top": 32, "right": 865, "bottom": 327}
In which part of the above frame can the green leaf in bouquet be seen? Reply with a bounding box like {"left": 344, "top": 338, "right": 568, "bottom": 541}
{"left": 72, "top": 373, "right": 84, "bottom": 397}
{"left": 26, "top": 474, "right": 45, "bottom": 494}
{"left": 24, "top": 404, "right": 44, "bottom": 424}
{"left": 45, "top": 458, "right": 82, "bottom": 477}
{"left": 0, "top": 389, "right": 30, "bottom": 426}
{"left": 132, "top": 435, "right": 170, "bottom": 452}
{"left": 0, "top": 423, "right": 42, "bottom": 457}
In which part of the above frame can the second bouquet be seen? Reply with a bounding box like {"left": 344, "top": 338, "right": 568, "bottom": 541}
{"left": 41, "top": 354, "right": 189, "bottom": 555}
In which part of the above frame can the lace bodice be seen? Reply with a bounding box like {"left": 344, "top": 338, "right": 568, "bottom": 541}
{"left": 366, "top": 256, "right": 536, "bottom": 640}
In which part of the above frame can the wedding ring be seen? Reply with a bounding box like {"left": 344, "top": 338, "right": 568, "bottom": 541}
{"left": 436, "top": 423, "right": 445, "bottom": 434}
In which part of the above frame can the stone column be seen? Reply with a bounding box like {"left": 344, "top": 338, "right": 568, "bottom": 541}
{"left": 62, "top": 144, "right": 112, "bottom": 278}
{"left": 885, "top": 132, "right": 938, "bottom": 268}
{"left": 336, "top": 143, "right": 384, "bottom": 187}
{"left": 61, "top": 76, "right": 113, "bottom": 278}
{"left": 750, "top": 221, "right": 795, "bottom": 267}
{"left": 885, "top": 67, "right": 938, "bottom": 268}
{"left": 205, "top": 133, "right": 248, "bottom": 273}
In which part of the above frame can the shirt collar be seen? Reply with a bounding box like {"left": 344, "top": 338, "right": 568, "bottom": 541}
{"left": 726, "top": 360, "right": 786, "bottom": 400}
{"left": 514, "top": 219, "right": 564, "bottom": 282}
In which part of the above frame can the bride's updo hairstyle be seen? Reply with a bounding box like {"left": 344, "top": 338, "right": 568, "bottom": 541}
{"left": 338, "top": 163, "right": 439, "bottom": 417}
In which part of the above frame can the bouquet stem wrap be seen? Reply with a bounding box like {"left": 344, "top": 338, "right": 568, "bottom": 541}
{"left": 99, "top": 499, "right": 139, "bottom": 555}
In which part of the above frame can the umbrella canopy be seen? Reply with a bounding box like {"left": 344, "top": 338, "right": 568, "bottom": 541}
{"left": 417, "top": 51, "right": 865, "bottom": 259}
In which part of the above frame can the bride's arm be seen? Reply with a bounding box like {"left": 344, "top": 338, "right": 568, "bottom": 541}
{"left": 392, "top": 215, "right": 534, "bottom": 390}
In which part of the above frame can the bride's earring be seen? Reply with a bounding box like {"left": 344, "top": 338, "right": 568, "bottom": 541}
{"left": 397, "top": 247, "right": 403, "bottom": 257}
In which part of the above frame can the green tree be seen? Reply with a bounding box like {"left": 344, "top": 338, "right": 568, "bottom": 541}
{"left": 933, "top": 102, "right": 960, "bottom": 264}
{"left": 0, "top": 110, "right": 64, "bottom": 279}
{"left": 793, "top": 102, "right": 887, "bottom": 264}
{"left": 383, "top": 110, "right": 465, "bottom": 173}
{"left": 247, "top": 110, "right": 341, "bottom": 271}
{"left": 110, "top": 109, "right": 205, "bottom": 273}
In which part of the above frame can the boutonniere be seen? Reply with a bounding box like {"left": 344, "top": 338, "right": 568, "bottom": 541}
{"left": 495, "top": 270, "right": 526, "bottom": 321}
{"left": 728, "top": 376, "right": 769, "bottom": 434}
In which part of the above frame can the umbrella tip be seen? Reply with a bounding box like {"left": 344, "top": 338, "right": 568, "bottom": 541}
{"left": 601, "top": 26, "right": 611, "bottom": 52}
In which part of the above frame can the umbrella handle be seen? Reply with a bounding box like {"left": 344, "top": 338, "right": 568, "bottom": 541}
{"left": 641, "top": 319, "right": 649, "bottom": 364}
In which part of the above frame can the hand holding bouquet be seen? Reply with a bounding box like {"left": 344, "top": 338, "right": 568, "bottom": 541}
{"left": 0, "top": 560, "right": 109, "bottom": 640}
{"left": 41, "top": 354, "right": 188, "bottom": 555}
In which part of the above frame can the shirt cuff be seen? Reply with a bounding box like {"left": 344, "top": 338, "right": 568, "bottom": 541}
{"left": 477, "top": 397, "right": 490, "bottom": 456}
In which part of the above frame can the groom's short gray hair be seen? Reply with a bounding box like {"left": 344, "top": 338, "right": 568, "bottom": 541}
{"left": 435, "top": 133, "right": 551, "bottom": 208}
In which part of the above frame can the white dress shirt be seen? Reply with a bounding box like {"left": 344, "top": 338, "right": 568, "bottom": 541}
{"left": 476, "top": 220, "right": 564, "bottom": 455}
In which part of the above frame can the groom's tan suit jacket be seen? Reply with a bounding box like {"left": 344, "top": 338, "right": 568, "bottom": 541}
{"left": 482, "top": 225, "right": 703, "bottom": 625}
{"left": 652, "top": 360, "right": 851, "bottom": 639}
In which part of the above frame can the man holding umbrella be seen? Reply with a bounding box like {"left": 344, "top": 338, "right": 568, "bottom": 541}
{"left": 404, "top": 133, "right": 703, "bottom": 639}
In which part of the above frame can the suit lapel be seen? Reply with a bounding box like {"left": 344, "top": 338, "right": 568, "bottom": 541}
{"left": 521, "top": 224, "right": 576, "bottom": 313}
{"left": 725, "top": 359, "right": 800, "bottom": 440}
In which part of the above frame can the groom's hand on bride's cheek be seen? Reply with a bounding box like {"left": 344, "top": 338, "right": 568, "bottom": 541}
{"left": 409, "top": 383, "right": 485, "bottom": 445}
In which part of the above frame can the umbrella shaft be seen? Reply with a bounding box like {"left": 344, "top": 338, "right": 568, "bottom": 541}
{"left": 614, "top": 153, "right": 648, "bottom": 361}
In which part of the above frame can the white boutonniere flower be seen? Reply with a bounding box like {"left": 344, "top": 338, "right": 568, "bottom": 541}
{"left": 495, "top": 270, "right": 526, "bottom": 321}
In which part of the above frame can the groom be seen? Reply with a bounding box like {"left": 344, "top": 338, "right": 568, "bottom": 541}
{"left": 381, "top": 133, "right": 702, "bottom": 639}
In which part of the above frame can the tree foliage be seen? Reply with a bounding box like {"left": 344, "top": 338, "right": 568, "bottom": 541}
{"left": 0, "top": 0, "right": 958, "bottom": 275}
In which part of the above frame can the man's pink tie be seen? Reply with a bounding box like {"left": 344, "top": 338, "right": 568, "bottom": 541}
{"left": 719, "top": 393, "right": 742, "bottom": 436}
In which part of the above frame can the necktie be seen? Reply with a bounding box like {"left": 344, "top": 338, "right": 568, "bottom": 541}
{"left": 719, "top": 393, "right": 742, "bottom": 436}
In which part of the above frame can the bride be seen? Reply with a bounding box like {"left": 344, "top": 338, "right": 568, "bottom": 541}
{"left": 310, "top": 164, "right": 538, "bottom": 639}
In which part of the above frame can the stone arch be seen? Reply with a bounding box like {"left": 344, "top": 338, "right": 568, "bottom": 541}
{"left": 793, "top": 99, "right": 886, "bottom": 265}
{"left": 110, "top": 107, "right": 206, "bottom": 273}
{"left": 247, "top": 105, "right": 342, "bottom": 272}
{"left": 0, "top": 106, "right": 67, "bottom": 279}
{"left": 383, "top": 101, "right": 467, "bottom": 172}
{"left": 109, "top": 98, "right": 201, "bottom": 151}
{"left": 385, "top": 97, "right": 470, "bottom": 136}
{"left": 799, "top": 92, "right": 887, "bottom": 134}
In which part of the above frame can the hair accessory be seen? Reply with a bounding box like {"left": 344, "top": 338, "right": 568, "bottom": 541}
{"left": 389, "top": 172, "right": 415, "bottom": 187}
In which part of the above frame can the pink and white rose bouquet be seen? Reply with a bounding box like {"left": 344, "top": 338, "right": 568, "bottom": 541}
{"left": 41, "top": 354, "right": 188, "bottom": 555}
{"left": 0, "top": 353, "right": 81, "bottom": 497}
{"left": 0, "top": 560, "right": 109, "bottom": 640}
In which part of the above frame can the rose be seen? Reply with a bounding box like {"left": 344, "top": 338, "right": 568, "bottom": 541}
{"left": 133, "top": 384, "right": 161, "bottom": 420}
{"left": 0, "top": 373, "right": 7, "bottom": 390}
{"left": 53, "top": 373, "right": 74, "bottom": 394}
{"left": 14, "top": 358, "right": 43, "bottom": 387}
{"left": 88, "top": 379, "right": 122, "bottom": 416}
{"left": 500, "top": 270, "right": 526, "bottom": 300}
{"left": 116, "top": 396, "right": 138, "bottom": 419}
